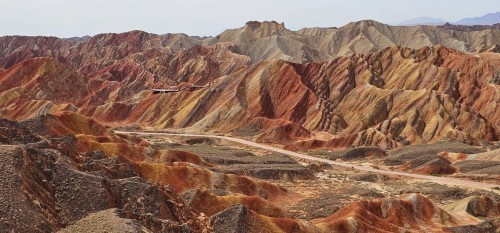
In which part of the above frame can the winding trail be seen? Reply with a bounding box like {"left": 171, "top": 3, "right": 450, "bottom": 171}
{"left": 116, "top": 131, "right": 499, "bottom": 192}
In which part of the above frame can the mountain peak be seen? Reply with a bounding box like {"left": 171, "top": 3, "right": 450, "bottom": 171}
{"left": 399, "top": 12, "right": 500, "bottom": 26}
{"left": 345, "top": 19, "right": 387, "bottom": 28}
{"left": 214, "top": 20, "right": 290, "bottom": 43}
{"left": 455, "top": 11, "right": 500, "bottom": 25}
{"left": 398, "top": 16, "right": 447, "bottom": 26}
{"left": 243, "top": 21, "right": 286, "bottom": 32}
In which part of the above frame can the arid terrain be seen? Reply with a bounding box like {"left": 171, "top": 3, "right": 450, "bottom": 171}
{"left": 0, "top": 20, "right": 499, "bottom": 232}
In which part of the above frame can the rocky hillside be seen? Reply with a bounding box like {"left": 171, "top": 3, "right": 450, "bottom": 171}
{"left": 0, "top": 112, "right": 296, "bottom": 232}
{"left": 224, "top": 20, "right": 500, "bottom": 63}
{"left": 0, "top": 20, "right": 499, "bottom": 66}
{"left": 0, "top": 21, "right": 498, "bottom": 151}
{"left": 1, "top": 112, "right": 497, "bottom": 232}
{"left": 0, "top": 42, "right": 498, "bottom": 150}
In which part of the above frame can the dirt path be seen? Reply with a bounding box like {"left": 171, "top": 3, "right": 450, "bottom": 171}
{"left": 116, "top": 131, "right": 500, "bottom": 192}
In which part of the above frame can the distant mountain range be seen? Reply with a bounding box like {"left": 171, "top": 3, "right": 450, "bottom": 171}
{"left": 456, "top": 12, "right": 500, "bottom": 25}
{"left": 399, "top": 17, "right": 447, "bottom": 26}
{"left": 399, "top": 12, "right": 500, "bottom": 26}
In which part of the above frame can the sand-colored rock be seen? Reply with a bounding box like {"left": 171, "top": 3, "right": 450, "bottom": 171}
{"left": 466, "top": 149, "right": 500, "bottom": 161}
{"left": 444, "top": 195, "right": 500, "bottom": 218}
{"left": 58, "top": 209, "right": 145, "bottom": 233}
{"left": 207, "top": 20, "right": 500, "bottom": 63}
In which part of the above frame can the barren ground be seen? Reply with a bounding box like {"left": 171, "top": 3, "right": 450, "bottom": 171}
{"left": 126, "top": 131, "right": 500, "bottom": 223}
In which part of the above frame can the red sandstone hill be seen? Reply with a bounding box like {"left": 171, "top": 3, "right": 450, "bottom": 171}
{"left": 0, "top": 43, "right": 498, "bottom": 150}
{"left": 0, "top": 22, "right": 498, "bottom": 151}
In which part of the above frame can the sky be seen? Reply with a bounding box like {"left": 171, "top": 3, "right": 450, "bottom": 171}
{"left": 0, "top": 0, "right": 498, "bottom": 37}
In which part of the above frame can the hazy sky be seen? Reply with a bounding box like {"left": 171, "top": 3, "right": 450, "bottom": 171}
{"left": 0, "top": 0, "right": 498, "bottom": 37}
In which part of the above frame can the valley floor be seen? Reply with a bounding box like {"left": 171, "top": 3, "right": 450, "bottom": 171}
{"left": 121, "top": 130, "right": 500, "bottom": 230}
{"left": 117, "top": 130, "right": 500, "bottom": 192}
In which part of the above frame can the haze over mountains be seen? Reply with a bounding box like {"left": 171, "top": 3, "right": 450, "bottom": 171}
{"left": 399, "top": 17, "right": 447, "bottom": 26}
{"left": 399, "top": 11, "right": 500, "bottom": 26}
{"left": 0, "top": 19, "right": 499, "bottom": 232}
{"left": 2, "top": 20, "right": 499, "bottom": 65}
